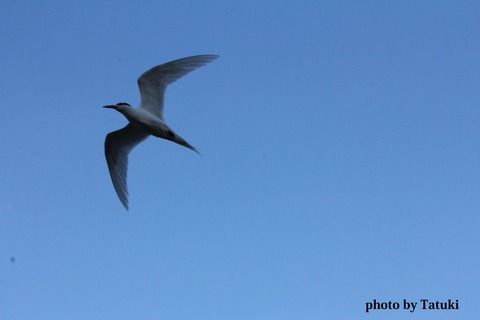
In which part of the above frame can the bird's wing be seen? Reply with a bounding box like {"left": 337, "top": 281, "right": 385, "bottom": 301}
{"left": 137, "top": 55, "right": 218, "bottom": 119}
{"left": 104, "top": 124, "right": 149, "bottom": 210}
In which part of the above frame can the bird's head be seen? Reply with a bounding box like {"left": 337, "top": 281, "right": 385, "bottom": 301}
{"left": 103, "top": 102, "right": 131, "bottom": 111}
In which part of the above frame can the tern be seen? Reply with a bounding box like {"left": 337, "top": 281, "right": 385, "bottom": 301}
{"left": 103, "top": 55, "right": 218, "bottom": 210}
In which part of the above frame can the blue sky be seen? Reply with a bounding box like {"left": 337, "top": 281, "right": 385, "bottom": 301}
{"left": 1, "top": 1, "right": 479, "bottom": 319}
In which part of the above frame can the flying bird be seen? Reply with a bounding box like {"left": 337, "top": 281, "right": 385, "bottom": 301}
{"left": 103, "top": 55, "right": 218, "bottom": 210}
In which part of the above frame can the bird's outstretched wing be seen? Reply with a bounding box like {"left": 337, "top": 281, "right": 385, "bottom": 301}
{"left": 137, "top": 55, "right": 218, "bottom": 119}
{"left": 105, "top": 124, "right": 149, "bottom": 210}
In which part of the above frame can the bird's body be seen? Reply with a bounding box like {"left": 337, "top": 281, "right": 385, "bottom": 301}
{"left": 103, "top": 55, "right": 218, "bottom": 209}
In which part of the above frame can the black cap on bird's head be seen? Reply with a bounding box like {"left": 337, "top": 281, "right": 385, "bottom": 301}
{"left": 103, "top": 102, "right": 131, "bottom": 109}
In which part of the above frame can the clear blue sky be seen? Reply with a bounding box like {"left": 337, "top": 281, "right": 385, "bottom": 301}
{"left": 1, "top": 1, "right": 479, "bottom": 319}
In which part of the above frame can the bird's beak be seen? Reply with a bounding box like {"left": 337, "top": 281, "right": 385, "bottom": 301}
{"left": 103, "top": 105, "right": 115, "bottom": 109}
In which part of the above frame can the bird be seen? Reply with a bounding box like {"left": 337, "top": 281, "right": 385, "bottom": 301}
{"left": 103, "top": 55, "right": 218, "bottom": 210}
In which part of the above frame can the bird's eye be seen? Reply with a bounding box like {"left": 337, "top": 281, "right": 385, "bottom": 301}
{"left": 167, "top": 130, "right": 175, "bottom": 138}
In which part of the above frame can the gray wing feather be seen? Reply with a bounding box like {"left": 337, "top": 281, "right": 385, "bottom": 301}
{"left": 105, "top": 124, "right": 149, "bottom": 210}
{"left": 137, "top": 55, "right": 219, "bottom": 119}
